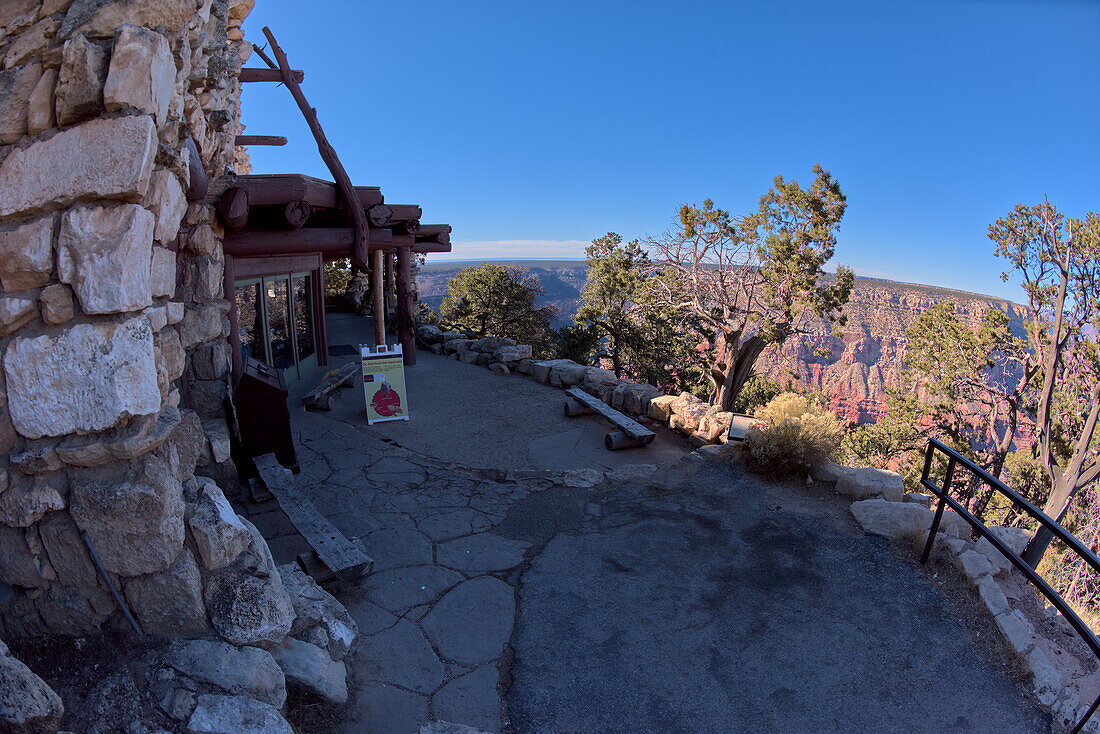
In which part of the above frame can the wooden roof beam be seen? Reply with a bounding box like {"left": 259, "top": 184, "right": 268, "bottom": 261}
{"left": 235, "top": 135, "right": 287, "bottom": 146}
{"left": 240, "top": 68, "right": 304, "bottom": 83}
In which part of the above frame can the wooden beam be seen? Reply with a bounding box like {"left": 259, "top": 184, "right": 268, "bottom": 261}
{"left": 235, "top": 135, "right": 287, "bottom": 146}
{"left": 384, "top": 204, "right": 423, "bottom": 222}
{"left": 240, "top": 68, "right": 304, "bottom": 83}
{"left": 261, "top": 27, "right": 371, "bottom": 271}
{"left": 417, "top": 224, "right": 452, "bottom": 237}
{"left": 217, "top": 187, "right": 249, "bottom": 230}
{"left": 395, "top": 246, "right": 416, "bottom": 365}
{"left": 235, "top": 174, "right": 383, "bottom": 209}
{"left": 371, "top": 248, "right": 385, "bottom": 346}
{"left": 367, "top": 204, "right": 392, "bottom": 228}
{"left": 283, "top": 200, "right": 310, "bottom": 229}
{"left": 224, "top": 227, "right": 392, "bottom": 257}
{"left": 413, "top": 240, "right": 452, "bottom": 254}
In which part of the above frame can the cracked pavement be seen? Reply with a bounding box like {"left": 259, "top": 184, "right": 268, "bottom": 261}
{"left": 240, "top": 318, "right": 1049, "bottom": 733}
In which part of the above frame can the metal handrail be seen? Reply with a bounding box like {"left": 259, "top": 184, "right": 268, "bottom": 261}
{"left": 918, "top": 437, "right": 1100, "bottom": 733}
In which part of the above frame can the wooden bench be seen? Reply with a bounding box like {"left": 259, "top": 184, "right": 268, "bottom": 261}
{"left": 563, "top": 387, "right": 656, "bottom": 450}
{"left": 254, "top": 454, "right": 373, "bottom": 584}
{"left": 301, "top": 362, "right": 359, "bottom": 411}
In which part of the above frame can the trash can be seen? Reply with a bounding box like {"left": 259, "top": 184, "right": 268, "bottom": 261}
{"left": 233, "top": 358, "right": 299, "bottom": 472}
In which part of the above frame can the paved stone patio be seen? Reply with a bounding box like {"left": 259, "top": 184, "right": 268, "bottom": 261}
{"left": 237, "top": 315, "right": 1050, "bottom": 733}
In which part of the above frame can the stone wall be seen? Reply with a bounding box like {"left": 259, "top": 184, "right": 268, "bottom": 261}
{"left": 0, "top": 0, "right": 283, "bottom": 644}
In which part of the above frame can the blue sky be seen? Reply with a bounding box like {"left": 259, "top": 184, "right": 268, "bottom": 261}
{"left": 240, "top": 1, "right": 1098, "bottom": 301}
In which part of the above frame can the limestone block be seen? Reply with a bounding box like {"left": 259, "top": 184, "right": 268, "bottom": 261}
{"left": 146, "top": 305, "right": 167, "bottom": 332}
{"left": 6, "top": 317, "right": 159, "bottom": 439}
{"left": 55, "top": 34, "right": 105, "bottom": 126}
{"left": 977, "top": 576, "right": 1009, "bottom": 617}
{"left": 184, "top": 223, "right": 220, "bottom": 255}
{"left": 203, "top": 519, "right": 294, "bottom": 648}
{"left": 192, "top": 256, "right": 224, "bottom": 302}
{"left": 185, "top": 694, "right": 293, "bottom": 734}
{"left": 530, "top": 358, "right": 572, "bottom": 384}
{"left": 0, "top": 472, "right": 65, "bottom": 527}
{"left": 430, "top": 343, "right": 444, "bottom": 354}
{"left": 279, "top": 563, "right": 358, "bottom": 661}
{"left": 165, "top": 639, "right": 286, "bottom": 709}
{"left": 189, "top": 340, "right": 231, "bottom": 381}
{"left": 674, "top": 402, "right": 709, "bottom": 433}
{"left": 0, "top": 297, "right": 37, "bottom": 337}
{"left": 37, "top": 511, "right": 98, "bottom": 589}
{"left": 35, "top": 583, "right": 115, "bottom": 635}
{"left": 444, "top": 338, "right": 473, "bottom": 354}
{"left": 469, "top": 337, "right": 515, "bottom": 353}
{"left": 167, "top": 300, "right": 185, "bottom": 324}
{"left": 953, "top": 550, "right": 993, "bottom": 584}
{"left": 1026, "top": 647, "right": 1064, "bottom": 706}
{"left": 812, "top": 460, "right": 849, "bottom": 484}
{"left": 488, "top": 362, "right": 509, "bottom": 376}
{"left": 416, "top": 324, "right": 442, "bottom": 344}
{"left": 0, "top": 61, "right": 41, "bottom": 143}
{"left": 0, "top": 1, "right": 38, "bottom": 43}
{"left": 156, "top": 329, "right": 185, "bottom": 382}
{"left": 179, "top": 304, "right": 223, "bottom": 348}
{"left": 849, "top": 499, "right": 967, "bottom": 543}
{"left": 40, "top": 284, "right": 75, "bottom": 325}
{"left": 58, "top": 204, "right": 153, "bottom": 314}
{"left": 459, "top": 350, "right": 479, "bottom": 364}
{"left": 150, "top": 246, "right": 176, "bottom": 299}
{"left": 623, "top": 383, "right": 662, "bottom": 416}
{"left": 69, "top": 452, "right": 184, "bottom": 576}
{"left": 124, "top": 546, "right": 208, "bottom": 635}
{"left": 582, "top": 366, "right": 618, "bottom": 396}
{"left": 104, "top": 25, "right": 174, "bottom": 125}
{"left": 973, "top": 526, "right": 1031, "bottom": 578}
{"left": 0, "top": 115, "right": 157, "bottom": 219}
{"left": 60, "top": 0, "right": 198, "bottom": 38}
{"left": 494, "top": 344, "right": 532, "bottom": 363}
{"left": 836, "top": 467, "right": 905, "bottom": 503}
{"left": 0, "top": 215, "right": 53, "bottom": 291}
{"left": 229, "top": 0, "right": 256, "bottom": 22}
{"left": 0, "top": 649, "right": 64, "bottom": 733}
{"left": 188, "top": 482, "right": 249, "bottom": 570}
{"left": 271, "top": 637, "right": 348, "bottom": 704}
{"left": 516, "top": 358, "right": 534, "bottom": 375}
{"left": 10, "top": 440, "right": 62, "bottom": 474}
{"left": 25, "top": 66, "right": 56, "bottom": 135}
{"left": 550, "top": 361, "right": 587, "bottom": 387}
{"left": 993, "top": 609, "right": 1034, "bottom": 655}
{"left": 55, "top": 405, "right": 179, "bottom": 467}
{"left": 903, "top": 492, "right": 933, "bottom": 509}
{"left": 145, "top": 174, "right": 187, "bottom": 248}
{"left": 4, "top": 18, "right": 59, "bottom": 69}
{"left": 648, "top": 394, "right": 677, "bottom": 421}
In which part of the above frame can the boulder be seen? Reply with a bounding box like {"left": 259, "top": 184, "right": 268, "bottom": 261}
{"left": 185, "top": 694, "right": 293, "bottom": 734}
{"left": 4, "top": 18, "right": 57, "bottom": 70}
{"left": 0, "top": 114, "right": 157, "bottom": 219}
{"left": 416, "top": 324, "right": 442, "bottom": 344}
{"left": 973, "top": 525, "right": 1031, "bottom": 578}
{"left": 37, "top": 511, "right": 98, "bottom": 589}
{"left": 836, "top": 467, "right": 905, "bottom": 503}
{"left": 430, "top": 343, "right": 444, "bottom": 354}
{"left": 903, "top": 492, "right": 933, "bottom": 509}
{"left": 475, "top": 352, "right": 491, "bottom": 367}
{"left": 0, "top": 296, "right": 37, "bottom": 336}
{"left": 164, "top": 639, "right": 286, "bottom": 708}
{"left": 648, "top": 394, "right": 677, "bottom": 421}
{"left": 188, "top": 482, "right": 250, "bottom": 571}
{"left": 279, "top": 563, "right": 359, "bottom": 661}
{"left": 459, "top": 350, "right": 479, "bottom": 364}
{"left": 271, "top": 637, "right": 348, "bottom": 703}
{"left": 494, "top": 344, "right": 532, "bottom": 363}
{"left": 0, "top": 525, "right": 52, "bottom": 589}
{"left": 0, "top": 648, "right": 64, "bottom": 733}
{"left": 124, "top": 546, "right": 208, "bottom": 635}
{"left": 69, "top": 452, "right": 184, "bottom": 576}
{"left": 150, "top": 246, "right": 176, "bottom": 299}
{"left": 515, "top": 358, "right": 534, "bottom": 375}
{"left": 849, "top": 499, "right": 969, "bottom": 544}
{"left": 178, "top": 305, "right": 224, "bottom": 349}
{"left": 0, "top": 472, "right": 65, "bottom": 527}
{"left": 469, "top": 337, "right": 515, "bottom": 353}
{"left": 953, "top": 549, "right": 993, "bottom": 584}
{"left": 5, "top": 317, "right": 160, "bottom": 439}
{"left": 530, "top": 359, "right": 572, "bottom": 384}
{"left": 58, "top": 204, "right": 154, "bottom": 314}
{"left": 440, "top": 330, "right": 463, "bottom": 342}
{"left": 443, "top": 337, "right": 471, "bottom": 354}
{"left": 0, "top": 61, "right": 41, "bottom": 144}
{"left": 488, "top": 362, "right": 509, "bottom": 376}
{"left": 39, "top": 284, "right": 74, "bottom": 325}
{"left": 54, "top": 34, "right": 106, "bottom": 126}
{"left": 103, "top": 24, "right": 174, "bottom": 125}
{"left": 696, "top": 410, "right": 733, "bottom": 442}
{"left": 581, "top": 367, "right": 618, "bottom": 397}
{"left": 203, "top": 519, "right": 294, "bottom": 648}
{"left": 623, "top": 383, "right": 662, "bottom": 417}
{"left": 550, "top": 361, "right": 587, "bottom": 387}
{"left": 673, "top": 402, "right": 709, "bottom": 434}
{"left": 0, "top": 215, "right": 52, "bottom": 292}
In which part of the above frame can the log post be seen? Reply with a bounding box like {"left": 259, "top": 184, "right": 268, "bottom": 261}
{"left": 283, "top": 200, "right": 311, "bottom": 229}
{"left": 371, "top": 248, "right": 386, "bottom": 346}
{"left": 260, "top": 27, "right": 370, "bottom": 271}
{"left": 217, "top": 187, "right": 249, "bottom": 230}
{"left": 384, "top": 250, "right": 396, "bottom": 329}
{"left": 395, "top": 246, "right": 416, "bottom": 365}
{"left": 224, "top": 254, "right": 242, "bottom": 381}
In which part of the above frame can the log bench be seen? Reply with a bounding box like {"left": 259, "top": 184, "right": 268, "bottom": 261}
{"left": 563, "top": 387, "right": 656, "bottom": 450}
{"left": 254, "top": 454, "right": 373, "bottom": 584}
{"left": 301, "top": 362, "right": 359, "bottom": 411}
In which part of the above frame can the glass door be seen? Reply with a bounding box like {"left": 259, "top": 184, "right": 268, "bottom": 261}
{"left": 234, "top": 271, "right": 319, "bottom": 385}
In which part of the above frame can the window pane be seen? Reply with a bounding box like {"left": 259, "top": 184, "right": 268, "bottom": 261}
{"left": 292, "top": 274, "right": 315, "bottom": 363}
{"left": 235, "top": 282, "right": 263, "bottom": 364}
{"left": 265, "top": 278, "right": 293, "bottom": 369}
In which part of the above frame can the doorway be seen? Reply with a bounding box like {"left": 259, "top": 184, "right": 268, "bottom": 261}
{"left": 234, "top": 271, "right": 318, "bottom": 384}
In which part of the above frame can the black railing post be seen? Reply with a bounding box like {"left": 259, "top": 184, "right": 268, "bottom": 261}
{"left": 921, "top": 454, "right": 956, "bottom": 564}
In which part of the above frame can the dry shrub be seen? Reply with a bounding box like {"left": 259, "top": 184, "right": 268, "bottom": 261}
{"left": 744, "top": 392, "right": 843, "bottom": 476}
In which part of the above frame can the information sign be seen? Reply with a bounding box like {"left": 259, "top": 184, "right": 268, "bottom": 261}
{"left": 361, "top": 344, "right": 410, "bottom": 424}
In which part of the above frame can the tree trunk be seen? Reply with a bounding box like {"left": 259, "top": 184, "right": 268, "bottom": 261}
{"left": 1022, "top": 477, "right": 1074, "bottom": 568}
{"left": 716, "top": 335, "right": 768, "bottom": 412}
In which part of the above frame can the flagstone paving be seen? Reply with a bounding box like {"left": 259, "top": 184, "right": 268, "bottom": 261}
{"left": 237, "top": 329, "right": 1050, "bottom": 733}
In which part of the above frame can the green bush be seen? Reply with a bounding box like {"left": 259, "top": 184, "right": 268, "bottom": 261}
{"left": 744, "top": 392, "right": 843, "bottom": 477}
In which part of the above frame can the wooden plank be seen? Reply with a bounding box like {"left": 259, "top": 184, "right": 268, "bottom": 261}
{"left": 235, "top": 174, "right": 384, "bottom": 209}
{"left": 564, "top": 387, "right": 655, "bottom": 444}
{"left": 301, "top": 362, "right": 358, "bottom": 410}
{"left": 235, "top": 135, "right": 287, "bottom": 146}
{"left": 240, "top": 67, "right": 304, "bottom": 83}
{"left": 255, "top": 454, "right": 373, "bottom": 578}
{"left": 413, "top": 240, "right": 452, "bottom": 254}
{"left": 224, "top": 227, "right": 393, "bottom": 257}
